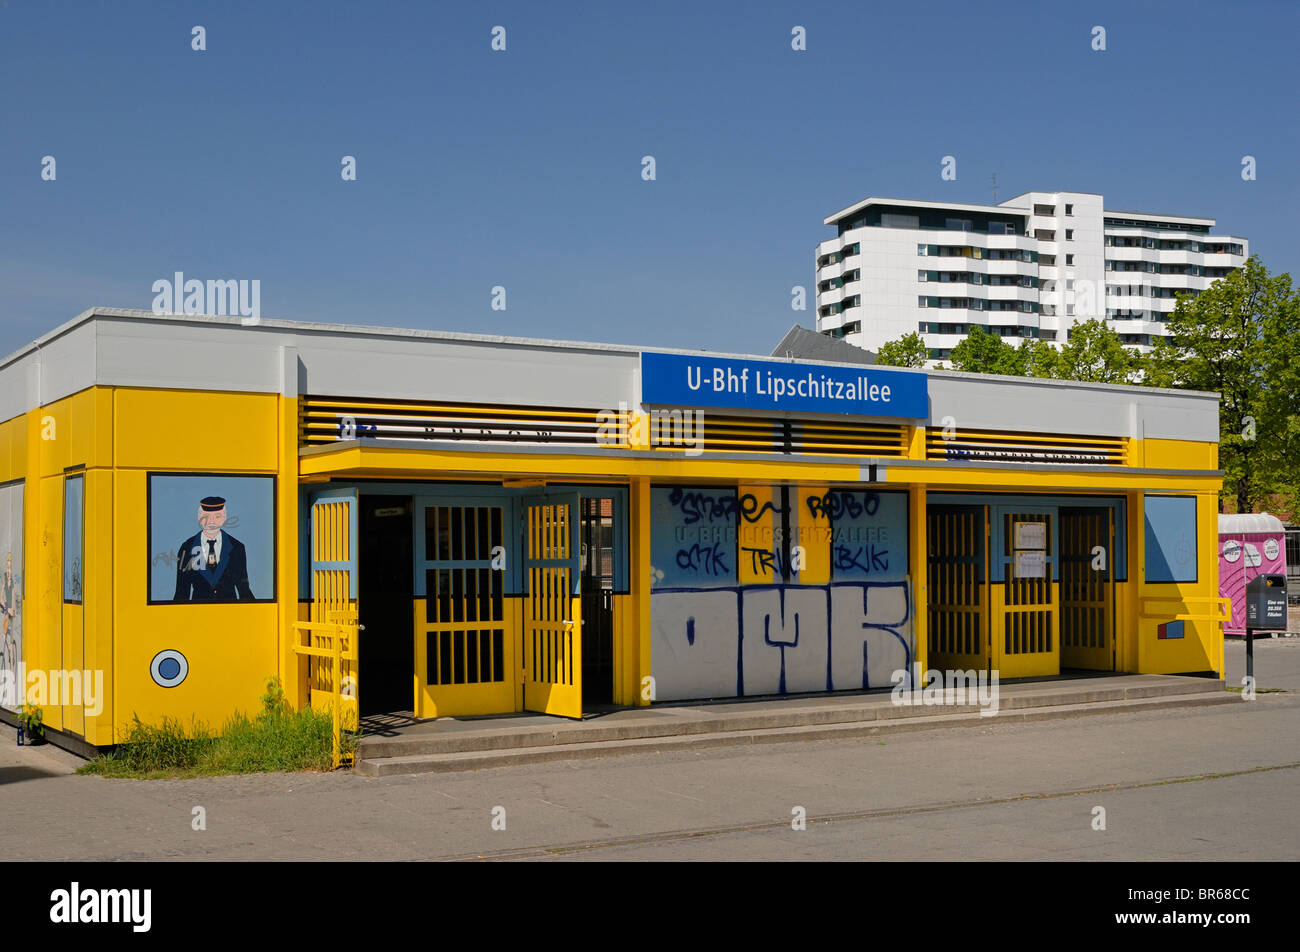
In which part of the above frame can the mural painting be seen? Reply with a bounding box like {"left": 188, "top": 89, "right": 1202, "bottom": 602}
{"left": 0, "top": 481, "right": 23, "bottom": 711}
{"left": 148, "top": 474, "right": 276, "bottom": 603}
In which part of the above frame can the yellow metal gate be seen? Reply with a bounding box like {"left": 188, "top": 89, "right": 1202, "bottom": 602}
{"left": 1060, "top": 507, "right": 1114, "bottom": 671}
{"left": 292, "top": 491, "right": 360, "bottom": 766}
{"left": 993, "top": 510, "right": 1058, "bottom": 678}
{"left": 926, "top": 506, "right": 989, "bottom": 672}
{"left": 522, "top": 494, "right": 582, "bottom": 718}
{"left": 413, "top": 501, "right": 514, "bottom": 718}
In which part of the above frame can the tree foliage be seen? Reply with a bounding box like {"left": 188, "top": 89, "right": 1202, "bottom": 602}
{"left": 1055, "top": 318, "right": 1141, "bottom": 384}
{"left": 1145, "top": 256, "right": 1300, "bottom": 513}
{"left": 948, "top": 326, "right": 1025, "bottom": 375}
{"left": 874, "top": 331, "right": 928, "bottom": 368}
{"left": 1020, "top": 337, "right": 1060, "bottom": 378}
{"left": 871, "top": 265, "right": 1300, "bottom": 513}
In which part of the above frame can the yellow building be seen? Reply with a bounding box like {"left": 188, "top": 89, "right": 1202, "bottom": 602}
{"left": 0, "top": 309, "right": 1226, "bottom": 750}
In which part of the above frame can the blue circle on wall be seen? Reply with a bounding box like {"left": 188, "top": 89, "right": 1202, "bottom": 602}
{"left": 150, "top": 650, "right": 189, "bottom": 688}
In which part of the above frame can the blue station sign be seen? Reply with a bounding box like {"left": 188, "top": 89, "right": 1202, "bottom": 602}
{"left": 640, "top": 352, "right": 928, "bottom": 419}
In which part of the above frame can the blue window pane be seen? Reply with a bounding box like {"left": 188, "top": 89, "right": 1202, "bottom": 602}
{"left": 1144, "top": 495, "right": 1196, "bottom": 583}
{"left": 63, "top": 475, "right": 84, "bottom": 601}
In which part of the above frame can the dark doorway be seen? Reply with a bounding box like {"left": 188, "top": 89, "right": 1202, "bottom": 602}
{"left": 579, "top": 496, "right": 615, "bottom": 707}
{"left": 358, "top": 496, "right": 414, "bottom": 715}
{"left": 1059, "top": 507, "right": 1115, "bottom": 671}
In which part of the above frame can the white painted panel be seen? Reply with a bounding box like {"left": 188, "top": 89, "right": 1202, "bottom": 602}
{"left": 96, "top": 319, "right": 284, "bottom": 393}
{"left": 928, "top": 373, "right": 1218, "bottom": 443}
{"left": 37, "top": 323, "right": 97, "bottom": 407}
{"left": 928, "top": 375, "right": 1134, "bottom": 436}
{"left": 1140, "top": 398, "right": 1219, "bottom": 443}
{"left": 741, "top": 586, "right": 829, "bottom": 696}
{"left": 650, "top": 589, "right": 741, "bottom": 701}
{"left": 0, "top": 352, "right": 36, "bottom": 422}
{"left": 295, "top": 335, "right": 638, "bottom": 408}
{"left": 651, "top": 581, "right": 913, "bottom": 701}
{"left": 91, "top": 315, "right": 639, "bottom": 408}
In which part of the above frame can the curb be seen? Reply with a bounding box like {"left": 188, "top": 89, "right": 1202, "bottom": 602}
{"left": 354, "top": 690, "right": 1238, "bottom": 777}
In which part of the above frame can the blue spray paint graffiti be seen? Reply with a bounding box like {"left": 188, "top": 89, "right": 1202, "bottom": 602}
{"left": 676, "top": 541, "right": 730, "bottom": 577}
{"left": 650, "top": 581, "right": 912, "bottom": 701}
{"left": 653, "top": 487, "right": 738, "bottom": 587}
{"left": 824, "top": 490, "right": 908, "bottom": 581}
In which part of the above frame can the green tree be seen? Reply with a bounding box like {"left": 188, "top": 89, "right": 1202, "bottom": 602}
{"left": 1146, "top": 256, "right": 1300, "bottom": 513}
{"left": 1054, "top": 318, "right": 1140, "bottom": 384}
{"left": 874, "top": 331, "right": 929, "bottom": 368}
{"left": 948, "top": 326, "right": 1025, "bottom": 375}
{"left": 1019, "top": 337, "right": 1060, "bottom": 379}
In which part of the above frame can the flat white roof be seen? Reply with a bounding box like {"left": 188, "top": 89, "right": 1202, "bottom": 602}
{"left": 824, "top": 196, "right": 1029, "bottom": 227}
{"left": 999, "top": 190, "right": 1105, "bottom": 203}
{"left": 0, "top": 306, "right": 1213, "bottom": 400}
{"left": 1102, "top": 209, "right": 1216, "bottom": 227}
{"left": 823, "top": 192, "right": 1220, "bottom": 230}
{"left": 0, "top": 307, "right": 1222, "bottom": 446}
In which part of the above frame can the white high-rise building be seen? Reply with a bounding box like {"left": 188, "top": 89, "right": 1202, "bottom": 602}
{"left": 813, "top": 190, "right": 1248, "bottom": 363}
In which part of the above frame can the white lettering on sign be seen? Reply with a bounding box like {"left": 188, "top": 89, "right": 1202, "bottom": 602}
{"left": 686, "top": 365, "right": 895, "bottom": 407}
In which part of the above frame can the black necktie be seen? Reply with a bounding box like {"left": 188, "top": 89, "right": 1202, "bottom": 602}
{"left": 207, "top": 540, "right": 216, "bottom": 566}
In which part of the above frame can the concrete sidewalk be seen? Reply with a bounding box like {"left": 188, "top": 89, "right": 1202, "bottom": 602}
{"left": 355, "top": 673, "right": 1231, "bottom": 775}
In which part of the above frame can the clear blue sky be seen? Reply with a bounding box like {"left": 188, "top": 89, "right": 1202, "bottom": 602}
{"left": 2, "top": 0, "right": 1296, "bottom": 358}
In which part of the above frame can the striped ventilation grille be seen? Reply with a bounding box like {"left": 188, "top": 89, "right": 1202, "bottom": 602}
{"left": 298, "top": 396, "right": 910, "bottom": 458}
{"left": 926, "top": 428, "right": 1127, "bottom": 466}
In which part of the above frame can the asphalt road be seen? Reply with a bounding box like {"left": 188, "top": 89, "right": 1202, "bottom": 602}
{"left": 2, "top": 638, "right": 1297, "bottom": 862}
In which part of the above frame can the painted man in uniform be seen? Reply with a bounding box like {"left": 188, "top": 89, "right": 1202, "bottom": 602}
{"left": 173, "top": 496, "right": 255, "bottom": 601}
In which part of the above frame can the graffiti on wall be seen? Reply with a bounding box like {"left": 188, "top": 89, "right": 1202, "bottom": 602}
{"left": 651, "top": 487, "right": 741, "bottom": 587}
{"left": 0, "top": 482, "right": 23, "bottom": 711}
{"left": 816, "top": 490, "right": 907, "bottom": 581}
{"left": 650, "top": 580, "right": 912, "bottom": 701}
{"left": 652, "top": 487, "right": 908, "bottom": 586}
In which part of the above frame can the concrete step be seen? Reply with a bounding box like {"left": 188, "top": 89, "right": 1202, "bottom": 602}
{"left": 353, "top": 689, "right": 1236, "bottom": 777}
{"left": 355, "top": 677, "right": 1223, "bottom": 760}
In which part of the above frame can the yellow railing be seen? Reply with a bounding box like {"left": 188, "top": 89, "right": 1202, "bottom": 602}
{"left": 291, "top": 611, "right": 359, "bottom": 768}
{"left": 1138, "top": 596, "right": 1232, "bottom": 625}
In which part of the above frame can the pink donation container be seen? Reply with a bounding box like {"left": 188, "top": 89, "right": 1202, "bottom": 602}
{"left": 1218, "top": 512, "right": 1288, "bottom": 635}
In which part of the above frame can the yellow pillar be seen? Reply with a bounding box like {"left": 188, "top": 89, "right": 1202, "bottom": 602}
{"left": 1133, "top": 490, "right": 1147, "bottom": 674}
{"left": 629, "top": 476, "right": 653, "bottom": 705}
{"left": 907, "top": 424, "right": 926, "bottom": 460}
{"left": 909, "top": 485, "right": 927, "bottom": 678}
{"left": 277, "top": 395, "right": 304, "bottom": 710}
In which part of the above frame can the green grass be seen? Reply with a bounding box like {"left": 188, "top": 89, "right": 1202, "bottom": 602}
{"left": 78, "top": 678, "right": 359, "bottom": 778}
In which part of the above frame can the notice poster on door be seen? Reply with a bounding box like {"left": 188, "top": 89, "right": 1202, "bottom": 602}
{"left": 1014, "top": 521, "right": 1047, "bottom": 550}
{"left": 1015, "top": 550, "right": 1046, "bottom": 579}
